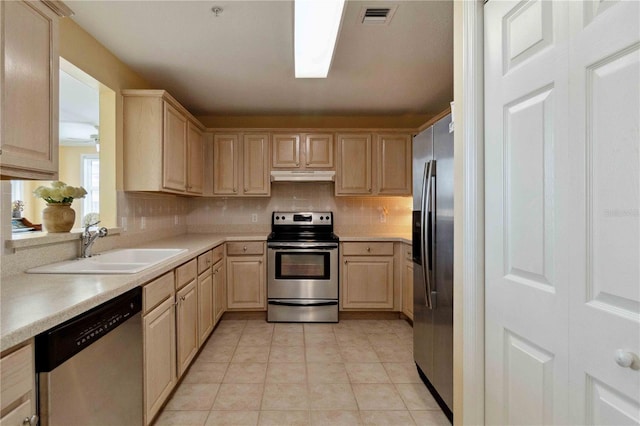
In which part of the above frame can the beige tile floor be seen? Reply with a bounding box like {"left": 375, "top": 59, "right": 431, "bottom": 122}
{"left": 156, "top": 319, "right": 450, "bottom": 426}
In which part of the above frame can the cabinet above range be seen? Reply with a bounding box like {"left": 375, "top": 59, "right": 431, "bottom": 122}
{"left": 122, "top": 90, "right": 205, "bottom": 195}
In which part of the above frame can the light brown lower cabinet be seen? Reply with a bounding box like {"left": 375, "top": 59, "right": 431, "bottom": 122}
{"left": 403, "top": 259, "right": 414, "bottom": 320}
{"left": 143, "top": 296, "right": 176, "bottom": 425}
{"left": 176, "top": 279, "right": 198, "bottom": 378}
{"left": 226, "top": 242, "right": 266, "bottom": 310}
{"left": 340, "top": 242, "right": 395, "bottom": 310}
{"left": 213, "top": 259, "right": 226, "bottom": 323}
{"left": 197, "top": 268, "right": 214, "bottom": 347}
{"left": 0, "top": 343, "right": 37, "bottom": 426}
{"left": 197, "top": 250, "right": 214, "bottom": 347}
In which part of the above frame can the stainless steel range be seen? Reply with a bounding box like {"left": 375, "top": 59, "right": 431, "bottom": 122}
{"left": 267, "top": 211, "right": 339, "bottom": 323}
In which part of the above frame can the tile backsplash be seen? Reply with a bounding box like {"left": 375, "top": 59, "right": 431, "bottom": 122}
{"left": 2, "top": 183, "right": 411, "bottom": 276}
{"left": 187, "top": 183, "right": 412, "bottom": 235}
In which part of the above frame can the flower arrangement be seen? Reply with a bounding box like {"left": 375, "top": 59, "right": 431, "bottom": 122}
{"left": 12, "top": 200, "right": 24, "bottom": 213}
{"left": 33, "top": 181, "right": 87, "bottom": 204}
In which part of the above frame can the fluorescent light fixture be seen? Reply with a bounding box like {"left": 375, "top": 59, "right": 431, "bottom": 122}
{"left": 294, "top": 0, "right": 346, "bottom": 78}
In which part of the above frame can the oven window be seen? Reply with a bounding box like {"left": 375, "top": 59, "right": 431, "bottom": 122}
{"left": 276, "top": 252, "right": 330, "bottom": 280}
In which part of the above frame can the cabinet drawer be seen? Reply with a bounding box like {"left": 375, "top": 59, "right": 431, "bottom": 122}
{"left": 0, "top": 344, "right": 33, "bottom": 413}
{"left": 342, "top": 242, "right": 394, "bottom": 256}
{"left": 226, "top": 242, "right": 264, "bottom": 256}
{"left": 143, "top": 272, "right": 174, "bottom": 314}
{"left": 176, "top": 259, "right": 197, "bottom": 289}
{"left": 0, "top": 398, "right": 32, "bottom": 426}
{"left": 198, "top": 250, "right": 213, "bottom": 274}
{"left": 212, "top": 245, "right": 224, "bottom": 264}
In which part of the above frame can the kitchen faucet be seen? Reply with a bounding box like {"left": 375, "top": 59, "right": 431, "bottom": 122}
{"left": 80, "top": 221, "right": 108, "bottom": 258}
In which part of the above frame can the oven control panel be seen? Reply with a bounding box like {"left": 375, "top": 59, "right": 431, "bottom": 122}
{"left": 272, "top": 212, "right": 332, "bottom": 226}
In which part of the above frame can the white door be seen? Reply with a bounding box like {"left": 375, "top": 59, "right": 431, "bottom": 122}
{"left": 484, "top": 1, "right": 639, "bottom": 424}
{"left": 567, "top": 1, "right": 640, "bottom": 423}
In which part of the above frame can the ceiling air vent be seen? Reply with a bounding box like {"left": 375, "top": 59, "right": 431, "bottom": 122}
{"left": 360, "top": 5, "right": 397, "bottom": 25}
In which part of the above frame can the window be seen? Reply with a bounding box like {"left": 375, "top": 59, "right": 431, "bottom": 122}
{"left": 81, "top": 154, "right": 100, "bottom": 224}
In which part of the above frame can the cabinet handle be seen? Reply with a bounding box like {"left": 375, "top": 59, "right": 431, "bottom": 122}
{"left": 296, "top": 162, "right": 299, "bottom": 166}
{"left": 23, "top": 415, "right": 38, "bottom": 426}
{"left": 180, "top": 296, "right": 186, "bottom": 301}
{"left": 367, "top": 247, "right": 371, "bottom": 252}
{"left": 244, "top": 187, "right": 248, "bottom": 192}
{"left": 615, "top": 349, "right": 638, "bottom": 368}
{"left": 344, "top": 260, "right": 348, "bottom": 264}
{"left": 243, "top": 246, "right": 247, "bottom": 251}
{"left": 233, "top": 187, "right": 237, "bottom": 193}
{"left": 259, "top": 260, "right": 262, "bottom": 264}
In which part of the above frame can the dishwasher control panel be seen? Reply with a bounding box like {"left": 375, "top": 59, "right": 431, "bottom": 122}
{"left": 35, "top": 287, "right": 142, "bottom": 372}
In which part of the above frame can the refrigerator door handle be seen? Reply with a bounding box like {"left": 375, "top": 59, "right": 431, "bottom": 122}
{"left": 421, "top": 160, "right": 434, "bottom": 309}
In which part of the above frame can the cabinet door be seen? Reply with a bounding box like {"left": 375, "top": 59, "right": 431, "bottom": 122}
{"left": 197, "top": 271, "right": 213, "bottom": 347}
{"left": 0, "top": 0, "right": 59, "bottom": 180}
{"left": 213, "top": 261, "right": 226, "bottom": 324}
{"left": 376, "top": 134, "right": 412, "bottom": 195}
{"left": 143, "top": 297, "right": 176, "bottom": 425}
{"left": 272, "top": 134, "right": 300, "bottom": 168}
{"left": 186, "top": 121, "right": 204, "bottom": 195}
{"left": 176, "top": 279, "right": 198, "bottom": 377}
{"left": 243, "top": 134, "right": 270, "bottom": 195}
{"left": 304, "top": 133, "right": 334, "bottom": 169}
{"left": 403, "top": 261, "right": 414, "bottom": 320}
{"left": 336, "top": 134, "right": 372, "bottom": 195}
{"left": 341, "top": 256, "right": 394, "bottom": 309}
{"left": 163, "top": 102, "right": 187, "bottom": 192}
{"left": 213, "top": 134, "right": 240, "bottom": 195}
{"left": 227, "top": 256, "right": 265, "bottom": 310}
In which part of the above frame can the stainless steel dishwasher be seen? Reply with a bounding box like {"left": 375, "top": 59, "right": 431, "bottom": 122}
{"left": 35, "top": 287, "right": 143, "bottom": 426}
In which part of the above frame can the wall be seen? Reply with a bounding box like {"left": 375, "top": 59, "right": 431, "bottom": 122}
{"left": 187, "top": 182, "right": 412, "bottom": 236}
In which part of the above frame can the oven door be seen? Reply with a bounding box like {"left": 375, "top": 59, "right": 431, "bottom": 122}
{"left": 267, "top": 245, "right": 338, "bottom": 300}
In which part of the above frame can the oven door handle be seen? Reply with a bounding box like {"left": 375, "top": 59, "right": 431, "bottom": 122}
{"left": 268, "top": 300, "right": 338, "bottom": 307}
{"left": 267, "top": 244, "right": 338, "bottom": 250}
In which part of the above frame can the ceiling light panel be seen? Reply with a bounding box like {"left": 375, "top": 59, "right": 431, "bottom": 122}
{"left": 294, "top": 0, "right": 346, "bottom": 78}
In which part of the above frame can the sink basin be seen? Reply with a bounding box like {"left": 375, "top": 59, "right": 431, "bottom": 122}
{"left": 27, "top": 248, "right": 188, "bottom": 274}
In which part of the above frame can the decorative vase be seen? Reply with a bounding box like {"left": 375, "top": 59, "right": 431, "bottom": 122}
{"left": 42, "top": 203, "right": 75, "bottom": 233}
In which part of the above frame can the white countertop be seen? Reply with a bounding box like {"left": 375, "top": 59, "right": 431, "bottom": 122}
{"left": 0, "top": 233, "right": 266, "bottom": 351}
{"left": 0, "top": 231, "right": 410, "bottom": 351}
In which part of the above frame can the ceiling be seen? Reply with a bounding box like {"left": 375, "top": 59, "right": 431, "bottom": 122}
{"left": 67, "top": 1, "right": 453, "bottom": 117}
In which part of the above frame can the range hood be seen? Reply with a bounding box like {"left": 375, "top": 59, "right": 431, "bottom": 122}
{"left": 270, "top": 170, "right": 335, "bottom": 182}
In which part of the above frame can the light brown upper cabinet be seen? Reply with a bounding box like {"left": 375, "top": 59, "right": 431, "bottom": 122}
{"left": 376, "top": 133, "right": 412, "bottom": 195}
{"left": 0, "top": 0, "right": 72, "bottom": 180}
{"left": 186, "top": 121, "right": 204, "bottom": 194}
{"left": 335, "top": 133, "right": 411, "bottom": 196}
{"left": 212, "top": 133, "right": 270, "bottom": 197}
{"left": 335, "top": 133, "right": 372, "bottom": 194}
{"left": 122, "top": 90, "right": 205, "bottom": 195}
{"left": 272, "top": 133, "right": 334, "bottom": 170}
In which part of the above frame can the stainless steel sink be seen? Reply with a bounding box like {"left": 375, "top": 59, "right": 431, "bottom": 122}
{"left": 27, "top": 248, "right": 188, "bottom": 274}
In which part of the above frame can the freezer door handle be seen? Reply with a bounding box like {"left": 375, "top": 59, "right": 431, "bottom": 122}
{"left": 421, "top": 160, "right": 434, "bottom": 309}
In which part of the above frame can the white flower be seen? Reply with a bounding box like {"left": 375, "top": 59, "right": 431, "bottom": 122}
{"left": 33, "top": 182, "right": 87, "bottom": 203}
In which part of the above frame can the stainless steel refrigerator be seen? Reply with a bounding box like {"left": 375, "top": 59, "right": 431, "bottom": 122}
{"left": 412, "top": 113, "right": 454, "bottom": 422}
